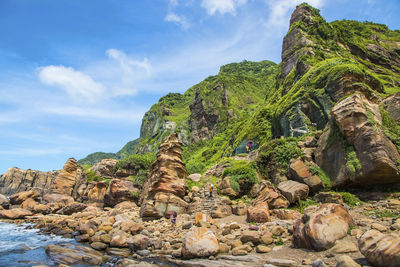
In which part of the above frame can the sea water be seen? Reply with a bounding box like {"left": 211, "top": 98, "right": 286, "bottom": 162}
{"left": 0, "top": 221, "right": 76, "bottom": 266}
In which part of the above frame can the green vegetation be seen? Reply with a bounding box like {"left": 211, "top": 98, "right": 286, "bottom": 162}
{"left": 222, "top": 160, "right": 258, "bottom": 193}
{"left": 78, "top": 152, "right": 116, "bottom": 165}
{"left": 297, "top": 198, "right": 317, "bottom": 214}
{"left": 308, "top": 165, "right": 331, "bottom": 189}
{"left": 82, "top": 164, "right": 103, "bottom": 182}
{"left": 116, "top": 153, "right": 155, "bottom": 171}
{"left": 380, "top": 107, "right": 400, "bottom": 154}
{"left": 337, "top": 191, "right": 362, "bottom": 206}
{"left": 345, "top": 146, "right": 361, "bottom": 176}
{"left": 256, "top": 137, "right": 303, "bottom": 177}
{"left": 370, "top": 210, "right": 399, "bottom": 218}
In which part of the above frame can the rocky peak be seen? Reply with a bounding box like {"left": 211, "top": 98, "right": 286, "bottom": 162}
{"left": 289, "top": 3, "right": 316, "bottom": 27}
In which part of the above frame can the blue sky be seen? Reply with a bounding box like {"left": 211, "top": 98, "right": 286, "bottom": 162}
{"left": 0, "top": 0, "right": 399, "bottom": 174}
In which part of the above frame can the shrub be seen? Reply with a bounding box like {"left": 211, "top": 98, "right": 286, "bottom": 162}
{"left": 308, "top": 165, "right": 331, "bottom": 189}
{"left": 337, "top": 191, "right": 361, "bottom": 207}
{"left": 345, "top": 146, "right": 361, "bottom": 176}
{"left": 223, "top": 160, "right": 258, "bottom": 193}
{"left": 116, "top": 153, "right": 155, "bottom": 171}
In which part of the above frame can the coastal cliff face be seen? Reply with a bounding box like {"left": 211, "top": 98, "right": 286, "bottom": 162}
{"left": 0, "top": 168, "right": 58, "bottom": 195}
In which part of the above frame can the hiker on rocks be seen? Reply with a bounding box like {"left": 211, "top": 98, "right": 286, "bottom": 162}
{"left": 169, "top": 211, "right": 177, "bottom": 225}
{"left": 209, "top": 183, "right": 214, "bottom": 198}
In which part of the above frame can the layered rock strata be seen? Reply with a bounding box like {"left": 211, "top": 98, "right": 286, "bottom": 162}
{"left": 139, "top": 134, "right": 187, "bottom": 219}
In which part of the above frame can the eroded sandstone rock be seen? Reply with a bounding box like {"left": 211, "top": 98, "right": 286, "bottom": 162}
{"left": 182, "top": 227, "right": 219, "bottom": 258}
{"left": 51, "top": 158, "right": 87, "bottom": 199}
{"left": 358, "top": 230, "right": 400, "bottom": 267}
{"left": 0, "top": 208, "right": 32, "bottom": 219}
{"left": 278, "top": 180, "right": 309, "bottom": 203}
{"left": 293, "top": 203, "right": 353, "bottom": 251}
{"left": 252, "top": 182, "right": 289, "bottom": 210}
{"left": 139, "top": 134, "right": 187, "bottom": 219}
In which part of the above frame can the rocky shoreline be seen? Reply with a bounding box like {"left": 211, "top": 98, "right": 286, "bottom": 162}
{"left": 0, "top": 134, "right": 399, "bottom": 266}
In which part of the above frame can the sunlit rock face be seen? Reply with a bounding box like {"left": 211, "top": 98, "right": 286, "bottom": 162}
{"left": 139, "top": 133, "right": 187, "bottom": 220}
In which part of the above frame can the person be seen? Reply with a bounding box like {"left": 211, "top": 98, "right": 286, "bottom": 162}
{"left": 209, "top": 183, "right": 214, "bottom": 198}
{"left": 170, "top": 211, "right": 177, "bottom": 225}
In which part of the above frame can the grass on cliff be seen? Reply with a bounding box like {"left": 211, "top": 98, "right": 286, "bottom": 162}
{"left": 222, "top": 160, "right": 259, "bottom": 193}
{"left": 256, "top": 137, "right": 303, "bottom": 178}
{"left": 82, "top": 164, "right": 103, "bottom": 182}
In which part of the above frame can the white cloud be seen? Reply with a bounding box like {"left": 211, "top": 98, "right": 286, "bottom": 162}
{"left": 165, "top": 12, "right": 190, "bottom": 29}
{"left": 0, "top": 148, "right": 62, "bottom": 156}
{"left": 265, "top": 0, "right": 324, "bottom": 27}
{"left": 201, "top": 0, "right": 247, "bottom": 15}
{"left": 38, "top": 65, "right": 105, "bottom": 103}
{"left": 41, "top": 105, "right": 144, "bottom": 122}
{"left": 169, "top": 0, "right": 179, "bottom": 7}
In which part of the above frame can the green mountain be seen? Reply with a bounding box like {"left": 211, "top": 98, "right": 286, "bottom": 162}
{"left": 80, "top": 3, "right": 400, "bottom": 186}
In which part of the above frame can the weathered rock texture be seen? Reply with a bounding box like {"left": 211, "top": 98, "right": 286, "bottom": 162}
{"left": 182, "top": 227, "right": 219, "bottom": 258}
{"left": 293, "top": 203, "right": 353, "bottom": 251}
{"left": 139, "top": 134, "right": 187, "bottom": 219}
{"left": 316, "top": 94, "right": 400, "bottom": 187}
{"left": 89, "top": 159, "right": 118, "bottom": 179}
{"left": 104, "top": 179, "right": 138, "bottom": 207}
{"left": 358, "top": 230, "right": 400, "bottom": 267}
{"left": 278, "top": 180, "right": 309, "bottom": 203}
{"left": 51, "top": 158, "right": 87, "bottom": 199}
{"left": 251, "top": 183, "right": 289, "bottom": 209}
{"left": 0, "top": 167, "right": 58, "bottom": 195}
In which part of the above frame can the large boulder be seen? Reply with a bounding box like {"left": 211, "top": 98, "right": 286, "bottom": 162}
{"left": 251, "top": 182, "right": 289, "bottom": 209}
{"left": 278, "top": 180, "right": 309, "bottom": 203}
{"left": 104, "top": 179, "right": 138, "bottom": 207}
{"left": 0, "top": 194, "right": 9, "bottom": 208}
{"left": 21, "top": 198, "right": 37, "bottom": 210}
{"left": 50, "top": 158, "right": 87, "bottom": 199}
{"left": 43, "top": 193, "right": 74, "bottom": 204}
{"left": 293, "top": 203, "right": 353, "bottom": 251}
{"left": 358, "top": 230, "right": 400, "bottom": 267}
{"left": 182, "top": 227, "right": 219, "bottom": 258}
{"left": 84, "top": 181, "right": 107, "bottom": 205}
{"left": 45, "top": 243, "right": 103, "bottom": 265}
{"left": 0, "top": 167, "right": 58, "bottom": 195}
{"left": 89, "top": 159, "right": 118, "bottom": 179}
{"left": 246, "top": 202, "right": 270, "bottom": 223}
{"left": 139, "top": 134, "right": 187, "bottom": 219}
{"left": 0, "top": 208, "right": 32, "bottom": 219}
{"left": 57, "top": 202, "right": 87, "bottom": 215}
{"left": 315, "top": 94, "right": 400, "bottom": 187}
{"left": 9, "top": 190, "right": 40, "bottom": 205}
{"left": 288, "top": 159, "right": 323, "bottom": 193}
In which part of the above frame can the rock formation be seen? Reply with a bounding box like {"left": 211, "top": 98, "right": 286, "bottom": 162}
{"left": 0, "top": 167, "right": 58, "bottom": 195}
{"left": 358, "top": 230, "right": 400, "bottom": 267}
{"left": 139, "top": 134, "right": 187, "bottom": 219}
{"left": 316, "top": 94, "right": 400, "bottom": 187}
{"left": 51, "top": 158, "right": 87, "bottom": 199}
{"left": 293, "top": 203, "right": 353, "bottom": 251}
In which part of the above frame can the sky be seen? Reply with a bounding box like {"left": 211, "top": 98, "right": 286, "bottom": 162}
{"left": 0, "top": 0, "right": 399, "bottom": 174}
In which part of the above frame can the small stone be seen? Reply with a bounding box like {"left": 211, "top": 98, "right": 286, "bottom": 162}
{"left": 231, "top": 239, "right": 242, "bottom": 248}
{"left": 312, "top": 259, "right": 326, "bottom": 267}
{"left": 261, "top": 232, "right": 273, "bottom": 245}
{"left": 330, "top": 240, "right": 358, "bottom": 254}
{"left": 136, "top": 249, "right": 151, "bottom": 256}
{"left": 218, "top": 243, "right": 230, "bottom": 254}
{"left": 371, "top": 223, "right": 387, "bottom": 232}
{"left": 265, "top": 258, "right": 297, "bottom": 267}
{"left": 335, "top": 255, "right": 361, "bottom": 267}
{"left": 182, "top": 221, "right": 192, "bottom": 230}
{"left": 231, "top": 247, "right": 248, "bottom": 256}
{"left": 350, "top": 229, "right": 363, "bottom": 238}
{"left": 256, "top": 245, "right": 271, "bottom": 253}
{"left": 270, "top": 226, "right": 285, "bottom": 236}
{"left": 302, "top": 259, "right": 312, "bottom": 265}
{"left": 90, "top": 242, "right": 107, "bottom": 250}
